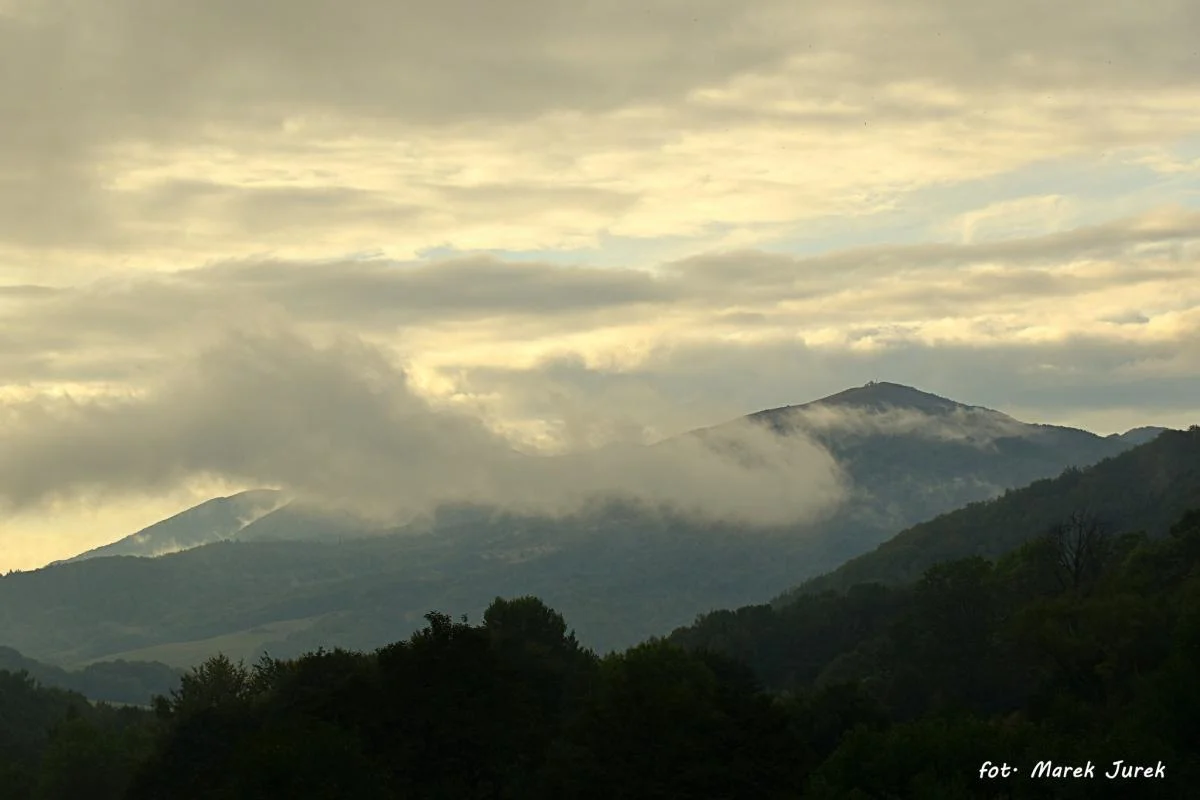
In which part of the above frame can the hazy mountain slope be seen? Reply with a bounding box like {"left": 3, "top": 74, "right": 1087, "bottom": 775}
{"left": 19, "top": 383, "right": 1179, "bottom": 666}
{"left": 68, "top": 382, "right": 1155, "bottom": 564}
{"left": 0, "top": 645, "right": 180, "bottom": 706}
{"left": 1109, "top": 425, "right": 1172, "bottom": 447}
{"left": 0, "top": 507, "right": 850, "bottom": 665}
{"left": 664, "top": 430, "right": 1200, "bottom": 702}
{"left": 234, "top": 500, "right": 386, "bottom": 543}
{"left": 59, "top": 489, "right": 285, "bottom": 562}
{"left": 698, "top": 381, "right": 1149, "bottom": 558}
{"left": 775, "top": 425, "right": 1200, "bottom": 603}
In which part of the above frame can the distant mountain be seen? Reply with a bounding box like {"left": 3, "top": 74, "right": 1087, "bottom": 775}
{"left": 1108, "top": 425, "right": 1172, "bottom": 447}
{"left": 11, "top": 383, "right": 1182, "bottom": 668}
{"left": 666, "top": 427, "right": 1200, "bottom": 696}
{"left": 58, "top": 489, "right": 286, "bottom": 563}
{"left": 69, "top": 381, "right": 1164, "bottom": 565}
{"left": 235, "top": 501, "right": 387, "bottom": 543}
{"left": 0, "top": 645, "right": 180, "bottom": 706}
{"left": 770, "top": 380, "right": 981, "bottom": 416}
{"left": 703, "top": 381, "right": 1156, "bottom": 549}
{"left": 776, "top": 424, "right": 1200, "bottom": 602}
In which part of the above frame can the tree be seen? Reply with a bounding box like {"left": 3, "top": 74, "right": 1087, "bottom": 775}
{"left": 1046, "top": 510, "right": 1114, "bottom": 594}
{"left": 159, "top": 653, "right": 251, "bottom": 720}
{"left": 483, "top": 596, "right": 584, "bottom": 654}
{"left": 34, "top": 716, "right": 133, "bottom": 800}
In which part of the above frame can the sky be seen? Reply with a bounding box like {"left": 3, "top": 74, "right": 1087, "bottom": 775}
{"left": 1, "top": 0, "right": 1198, "bottom": 571}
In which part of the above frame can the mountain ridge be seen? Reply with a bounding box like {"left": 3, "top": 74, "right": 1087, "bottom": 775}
{"left": 4, "top": 386, "right": 1186, "bottom": 667}
{"left": 775, "top": 424, "right": 1200, "bottom": 603}
{"left": 54, "top": 489, "right": 288, "bottom": 564}
{"left": 58, "top": 382, "right": 1177, "bottom": 565}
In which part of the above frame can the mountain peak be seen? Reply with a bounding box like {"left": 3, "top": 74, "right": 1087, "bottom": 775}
{"left": 806, "top": 381, "right": 970, "bottom": 414}
{"left": 745, "top": 382, "right": 984, "bottom": 426}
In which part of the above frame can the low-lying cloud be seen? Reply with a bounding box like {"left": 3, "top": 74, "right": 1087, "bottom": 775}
{"left": 789, "top": 404, "right": 1033, "bottom": 446}
{"left": 0, "top": 326, "right": 846, "bottom": 528}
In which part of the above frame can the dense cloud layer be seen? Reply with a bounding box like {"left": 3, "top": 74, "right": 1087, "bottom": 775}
{"left": 2, "top": 0, "right": 1199, "bottom": 264}
{"left": 3, "top": 206, "right": 1196, "bottom": 371}
{"left": 0, "top": 328, "right": 846, "bottom": 527}
{"left": 1, "top": 208, "right": 1195, "bottom": 432}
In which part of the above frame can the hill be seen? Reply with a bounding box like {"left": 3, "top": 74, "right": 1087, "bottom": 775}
{"left": 777, "top": 424, "right": 1200, "bottom": 602}
{"left": 234, "top": 500, "right": 387, "bottom": 543}
{"left": 0, "top": 647, "right": 180, "bottom": 706}
{"left": 57, "top": 489, "right": 286, "bottom": 562}
{"left": 666, "top": 426, "right": 1200, "bottom": 694}
{"left": 65, "top": 381, "right": 1156, "bottom": 567}
{"left": 13, "top": 383, "right": 1174, "bottom": 666}
{"left": 7, "top": 529, "right": 1200, "bottom": 800}
{"left": 737, "top": 382, "right": 1137, "bottom": 531}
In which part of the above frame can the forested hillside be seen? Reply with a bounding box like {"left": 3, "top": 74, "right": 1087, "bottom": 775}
{"left": 0, "top": 647, "right": 180, "bottom": 707}
{"left": 0, "top": 671, "right": 154, "bottom": 799}
{"left": 777, "top": 425, "right": 1200, "bottom": 602}
{"left": 4, "top": 504, "right": 1198, "bottom": 797}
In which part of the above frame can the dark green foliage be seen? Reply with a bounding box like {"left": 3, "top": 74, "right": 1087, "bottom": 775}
{"left": 0, "top": 670, "right": 155, "bottom": 800}
{"left": 668, "top": 506, "right": 1200, "bottom": 796}
{"left": 3, "top": 507, "right": 1199, "bottom": 798}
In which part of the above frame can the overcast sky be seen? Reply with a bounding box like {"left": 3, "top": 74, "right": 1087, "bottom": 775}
{"left": 2, "top": 0, "right": 1198, "bottom": 571}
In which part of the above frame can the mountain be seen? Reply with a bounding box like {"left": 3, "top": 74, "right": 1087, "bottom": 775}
{"left": 665, "top": 427, "right": 1200, "bottom": 696}
{"left": 61, "top": 381, "right": 1160, "bottom": 565}
{"left": 235, "top": 500, "right": 387, "bottom": 543}
{"left": 698, "top": 381, "right": 1153, "bottom": 555}
{"left": 0, "top": 646, "right": 180, "bottom": 706}
{"left": 1109, "top": 425, "right": 1172, "bottom": 447}
{"left": 764, "top": 380, "right": 979, "bottom": 415}
{"left": 14, "top": 383, "right": 1180, "bottom": 667}
{"left": 776, "top": 424, "right": 1200, "bottom": 601}
{"left": 58, "top": 489, "right": 286, "bottom": 563}
{"left": 68, "top": 382, "right": 1159, "bottom": 564}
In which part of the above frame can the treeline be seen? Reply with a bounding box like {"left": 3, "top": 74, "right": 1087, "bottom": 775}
{"left": 3, "top": 598, "right": 817, "bottom": 799}
{"left": 3, "top": 507, "right": 1200, "bottom": 798}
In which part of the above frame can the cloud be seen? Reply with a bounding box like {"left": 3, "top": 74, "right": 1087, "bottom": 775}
{"left": 786, "top": 405, "right": 1031, "bottom": 446}
{"left": 2, "top": 0, "right": 1198, "bottom": 264}
{"left": 453, "top": 318, "right": 1200, "bottom": 450}
{"left": 2, "top": 0, "right": 1197, "bottom": 571}
{"left": 0, "top": 209, "right": 1195, "bottom": 567}
{"left": 9, "top": 0, "right": 1195, "bottom": 140}
{"left": 949, "top": 195, "right": 1077, "bottom": 244}
{"left": 0, "top": 207, "right": 1195, "bottom": 429}
{"left": 3, "top": 206, "right": 1195, "bottom": 366}
{"left": 665, "top": 205, "right": 1200, "bottom": 287}
{"left": 0, "top": 326, "right": 846, "bottom": 528}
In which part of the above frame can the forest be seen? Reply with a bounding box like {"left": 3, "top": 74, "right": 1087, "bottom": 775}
{"left": 3, "top": 506, "right": 1198, "bottom": 798}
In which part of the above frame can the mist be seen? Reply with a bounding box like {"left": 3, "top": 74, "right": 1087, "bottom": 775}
{"left": 785, "top": 404, "right": 1032, "bottom": 446}
{"left": 0, "top": 326, "right": 847, "bottom": 529}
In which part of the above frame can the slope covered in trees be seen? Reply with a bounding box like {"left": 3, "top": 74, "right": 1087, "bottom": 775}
{"left": 777, "top": 425, "right": 1200, "bottom": 602}
{"left": 4, "top": 505, "right": 1199, "bottom": 798}
{"left": 0, "top": 671, "right": 154, "bottom": 799}
{"left": 0, "top": 647, "right": 180, "bottom": 707}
